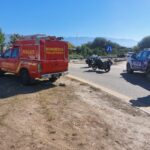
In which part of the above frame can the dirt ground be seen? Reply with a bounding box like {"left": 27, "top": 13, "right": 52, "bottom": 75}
{"left": 0, "top": 75, "right": 150, "bottom": 150}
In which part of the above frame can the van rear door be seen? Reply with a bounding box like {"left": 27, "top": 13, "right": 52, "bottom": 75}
{"left": 41, "top": 40, "right": 68, "bottom": 74}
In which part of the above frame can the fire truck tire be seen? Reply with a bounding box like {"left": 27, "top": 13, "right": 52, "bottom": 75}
{"left": 20, "top": 69, "right": 31, "bottom": 85}
{"left": 0, "top": 70, "right": 4, "bottom": 77}
{"left": 49, "top": 77, "right": 58, "bottom": 83}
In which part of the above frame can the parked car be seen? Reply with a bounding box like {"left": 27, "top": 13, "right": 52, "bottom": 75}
{"left": 117, "top": 54, "right": 126, "bottom": 58}
{"left": 126, "top": 52, "right": 134, "bottom": 58}
{"left": 126, "top": 49, "right": 150, "bottom": 78}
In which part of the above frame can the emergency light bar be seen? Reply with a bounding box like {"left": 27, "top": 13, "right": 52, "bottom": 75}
{"left": 21, "top": 35, "right": 63, "bottom": 41}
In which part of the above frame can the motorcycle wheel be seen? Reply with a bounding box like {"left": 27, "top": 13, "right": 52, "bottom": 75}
{"left": 105, "top": 66, "right": 110, "bottom": 72}
{"left": 88, "top": 63, "right": 91, "bottom": 68}
{"left": 92, "top": 66, "right": 97, "bottom": 71}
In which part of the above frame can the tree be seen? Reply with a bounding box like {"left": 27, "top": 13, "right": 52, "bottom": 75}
{"left": 81, "top": 45, "right": 92, "bottom": 58}
{"left": 0, "top": 29, "right": 5, "bottom": 51}
{"left": 138, "top": 36, "right": 150, "bottom": 49}
{"left": 68, "top": 42, "right": 75, "bottom": 50}
{"left": 132, "top": 46, "right": 139, "bottom": 52}
{"left": 69, "top": 37, "right": 128, "bottom": 58}
{"left": 9, "top": 34, "right": 23, "bottom": 45}
{"left": 91, "top": 37, "right": 107, "bottom": 49}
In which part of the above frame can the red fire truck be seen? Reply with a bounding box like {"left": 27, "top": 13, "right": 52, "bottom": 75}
{"left": 0, "top": 35, "right": 68, "bottom": 85}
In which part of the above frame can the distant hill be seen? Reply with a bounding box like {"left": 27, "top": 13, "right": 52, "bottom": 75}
{"left": 4, "top": 34, "right": 138, "bottom": 48}
{"left": 107, "top": 38, "right": 138, "bottom": 48}
{"left": 64, "top": 37, "right": 95, "bottom": 47}
{"left": 64, "top": 37, "right": 138, "bottom": 48}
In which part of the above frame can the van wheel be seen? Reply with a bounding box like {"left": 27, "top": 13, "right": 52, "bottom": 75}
{"left": 127, "top": 63, "right": 133, "bottom": 74}
{"left": 49, "top": 77, "right": 57, "bottom": 83}
{"left": 20, "top": 70, "right": 31, "bottom": 85}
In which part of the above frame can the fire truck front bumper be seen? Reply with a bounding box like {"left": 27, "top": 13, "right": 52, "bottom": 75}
{"left": 41, "top": 71, "right": 68, "bottom": 79}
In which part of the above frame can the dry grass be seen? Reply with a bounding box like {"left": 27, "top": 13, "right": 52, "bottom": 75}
{"left": 0, "top": 77, "right": 149, "bottom": 150}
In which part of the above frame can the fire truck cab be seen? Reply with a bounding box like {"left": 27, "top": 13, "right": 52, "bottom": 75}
{"left": 0, "top": 35, "right": 68, "bottom": 85}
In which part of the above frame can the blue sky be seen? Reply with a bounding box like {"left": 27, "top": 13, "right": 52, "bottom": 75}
{"left": 0, "top": 0, "right": 150, "bottom": 40}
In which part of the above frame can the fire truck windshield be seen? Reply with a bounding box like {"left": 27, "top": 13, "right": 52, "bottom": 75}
{"left": 3, "top": 49, "right": 11, "bottom": 58}
{"left": 11, "top": 48, "right": 19, "bottom": 58}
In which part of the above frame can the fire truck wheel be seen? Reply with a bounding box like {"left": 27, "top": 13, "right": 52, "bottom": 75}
{"left": 49, "top": 77, "right": 58, "bottom": 83}
{"left": 20, "top": 69, "right": 31, "bottom": 85}
{"left": 0, "top": 70, "right": 4, "bottom": 77}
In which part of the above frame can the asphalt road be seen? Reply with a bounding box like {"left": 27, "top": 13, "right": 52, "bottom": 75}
{"left": 69, "top": 61, "right": 150, "bottom": 108}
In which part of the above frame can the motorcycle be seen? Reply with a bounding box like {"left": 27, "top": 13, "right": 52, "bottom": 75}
{"left": 91, "top": 57, "right": 112, "bottom": 72}
{"left": 85, "top": 55, "right": 98, "bottom": 67}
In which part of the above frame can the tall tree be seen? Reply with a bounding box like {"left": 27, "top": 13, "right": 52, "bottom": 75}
{"left": 138, "top": 36, "right": 150, "bottom": 49}
{"left": 0, "top": 29, "right": 5, "bottom": 51}
{"left": 91, "top": 37, "right": 107, "bottom": 49}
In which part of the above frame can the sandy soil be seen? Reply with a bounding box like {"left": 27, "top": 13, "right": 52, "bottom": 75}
{"left": 0, "top": 74, "right": 150, "bottom": 150}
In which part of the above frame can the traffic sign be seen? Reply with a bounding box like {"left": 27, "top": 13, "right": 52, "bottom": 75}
{"left": 106, "top": 46, "right": 112, "bottom": 53}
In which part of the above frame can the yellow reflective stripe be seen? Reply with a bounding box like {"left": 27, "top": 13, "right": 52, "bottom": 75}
{"left": 16, "top": 62, "right": 21, "bottom": 73}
